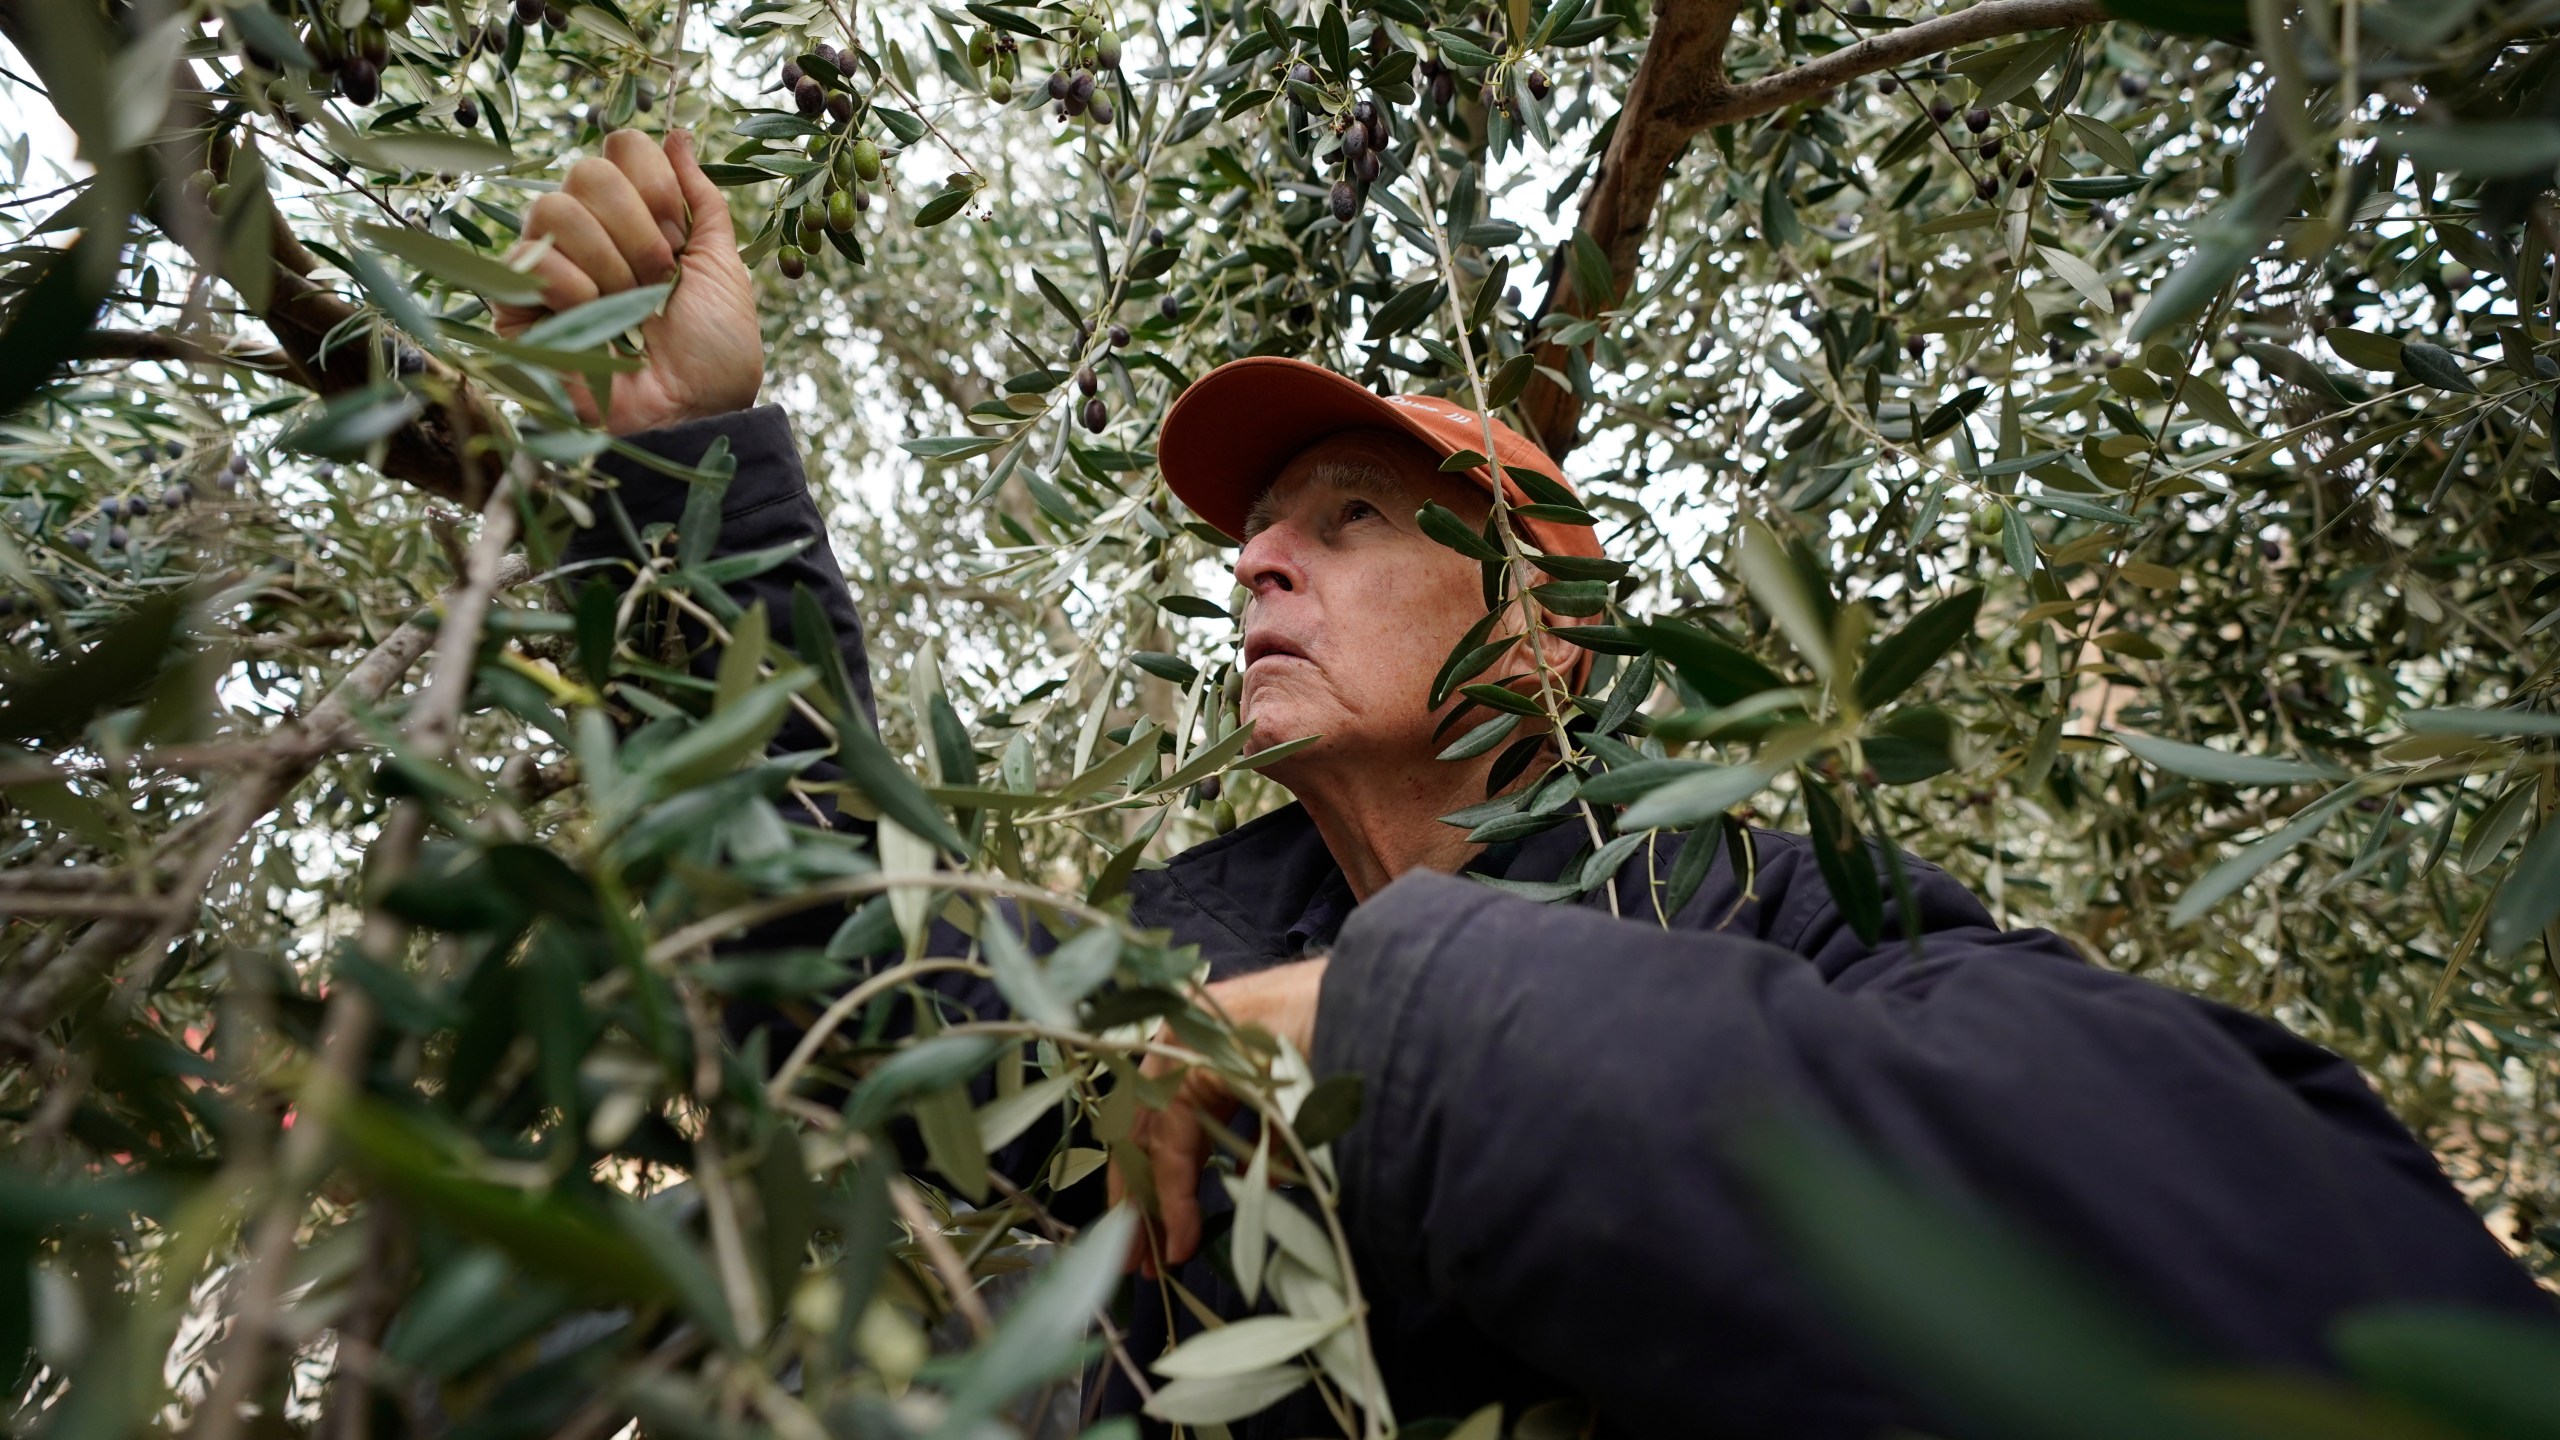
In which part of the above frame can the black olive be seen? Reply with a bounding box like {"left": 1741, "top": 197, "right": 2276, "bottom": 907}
{"left": 1965, "top": 106, "right": 1991, "bottom": 132}
{"left": 1068, "top": 70, "right": 1095, "bottom": 103}
{"left": 1077, "top": 367, "right": 1099, "bottom": 396}
{"left": 827, "top": 92, "right": 853, "bottom": 121}
{"left": 456, "top": 96, "right": 479, "bottom": 128}
{"left": 339, "top": 57, "right": 379, "bottom": 105}
{"left": 1082, "top": 396, "right": 1108, "bottom": 431}
{"left": 1929, "top": 98, "right": 1953, "bottom": 122}
{"left": 1109, "top": 323, "right": 1129, "bottom": 347}
{"left": 1329, "top": 179, "right": 1358, "bottom": 223}
{"left": 1341, "top": 120, "right": 1368, "bottom": 158}
{"left": 1160, "top": 293, "right": 1179, "bottom": 320}
{"left": 1088, "top": 92, "right": 1113, "bottom": 125}
{"left": 1974, "top": 174, "right": 1998, "bottom": 201}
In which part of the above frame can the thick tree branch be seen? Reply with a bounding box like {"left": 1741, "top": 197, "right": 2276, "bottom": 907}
{"left": 0, "top": 4, "right": 493, "bottom": 504}
{"left": 1519, "top": 0, "right": 2109, "bottom": 459}
{"left": 75, "top": 327, "right": 290, "bottom": 374}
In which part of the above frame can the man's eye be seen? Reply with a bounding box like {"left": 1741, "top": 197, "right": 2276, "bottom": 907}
{"left": 1341, "top": 499, "right": 1379, "bottom": 523}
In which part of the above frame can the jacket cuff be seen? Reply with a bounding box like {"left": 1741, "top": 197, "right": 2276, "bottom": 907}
{"left": 1310, "top": 869, "right": 1476, "bottom": 1298}
{"left": 590, "top": 404, "right": 808, "bottom": 530}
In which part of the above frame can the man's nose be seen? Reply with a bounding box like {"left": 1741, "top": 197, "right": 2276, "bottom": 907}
{"left": 1235, "top": 523, "right": 1306, "bottom": 596}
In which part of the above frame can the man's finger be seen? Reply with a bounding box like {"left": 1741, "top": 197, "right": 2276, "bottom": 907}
{"left": 662, "top": 129, "right": 735, "bottom": 253}
{"left": 563, "top": 156, "right": 676, "bottom": 285}
{"left": 495, "top": 246, "right": 602, "bottom": 331}
{"left": 602, "top": 128, "right": 687, "bottom": 256}
{"left": 522, "top": 191, "right": 637, "bottom": 297}
{"left": 1148, "top": 1099, "right": 1209, "bottom": 1269}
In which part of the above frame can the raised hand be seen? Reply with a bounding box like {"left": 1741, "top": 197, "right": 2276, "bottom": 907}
{"left": 493, "top": 129, "right": 764, "bottom": 436}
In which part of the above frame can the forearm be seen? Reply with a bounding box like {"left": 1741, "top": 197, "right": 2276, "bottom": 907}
{"left": 564, "top": 404, "right": 875, "bottom": 739}
{"left": 1310, "top": 873, "right": 2546, "bottom": 1434}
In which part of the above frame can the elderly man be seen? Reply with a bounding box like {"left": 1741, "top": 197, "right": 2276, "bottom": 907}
{"left": 537, "top": 132, "right": 2548, "bottom": 1438}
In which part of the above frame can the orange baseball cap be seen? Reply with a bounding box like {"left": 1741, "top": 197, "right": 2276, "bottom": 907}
{"left": 1157, "top": 357, "right": 1606, "bottom": 560}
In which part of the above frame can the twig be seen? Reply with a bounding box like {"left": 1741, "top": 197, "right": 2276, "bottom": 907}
{"left": 888, "top": 1176, "right": 994, "bottom": 1339}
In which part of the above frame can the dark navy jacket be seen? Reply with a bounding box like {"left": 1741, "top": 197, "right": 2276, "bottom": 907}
{"left": 571, "top": 407, "right": 2552, "bottom": 1439}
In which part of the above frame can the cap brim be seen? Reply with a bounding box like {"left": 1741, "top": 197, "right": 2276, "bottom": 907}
{"left": 1158, "top": 357, "right": 1603, "bottom": 560}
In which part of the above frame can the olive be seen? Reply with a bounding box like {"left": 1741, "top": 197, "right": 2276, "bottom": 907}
{"left": 1980, "top": 135, "right": 2001, "bottom": 159}
{"left": 833, "top": 149, "right": 858, "bottom": 185}
{"left": 797, "top": 207, "right": 823, "bottom": 243}
{"left": 1068, "top": 69, "right": 1095, "bottom": 103}
{"left": 636, "top": 89, "right": 654, "bottom": 111}
{"left": 2119, "top": 73, "right": 2148, "bottom": 97}
{"left": 456, "top": 96, "right": 479, "bottom": 128}
{"left": 376, "top": 0, "right": 413, "bottom": 25}
{"left": 1096, "top": 33, "right": 1122, "bottom": 69}
{"left": 1353, "top": 98, "right": 1376, "bottom": 125}
{"left": 828, "top": 190, "right": 855, "bottom": 231}
{"left": 482, "top": 20, "right": 508, "bottom": 52}
{"left": 1792, "top": 0, "right": 1811, "bottom": 11}
{"left": 1147, "top": 225, "right": 1164, "bottom": 245}
{"left": 1972, "top": 504, "right": 2004, "bottom": 537}
{"left": 125, "top": 493, "right": 150, "bottom": 517}
{"left": 230, "top": 453, "right": 253, "bottom": 475}
{"left": 781, "top": 59, "right": 803, "bottom": 89}
{"left": 163, "top": 440, "right": 183, "bottom": 460}
{"left": 2016, "top": 164, "right": 2036, "bottom": 186}
{"left": 1082, "top": 396, "right": 1108, "bottom": 432}
{"left": 967, "top": 30, "right": 994, "bottom": 66}
{"left": 1525, "top": 68, "right": 1550, "bottom": 101}
{"left": 339, "top": 56, "right": 379, "bottom": 104}
{"left": 988, "top": 74, "right": 1013, "bottom": 101}
{"left": 1341, "top": 119, "right": 1368, "bottom": 157}
{"left": 98, "top": 497, "right": 121, "bottom": 519}
{"left": 1929, "top": 97, "right": 1953, "bottom": 122}
{"left": 1047, "top": 69, "right": 1070, "bottom": 100}
{"left": 1965, "top": 106, "right": 1990, "bottom": 132}
{"left": 851, "top": 137, "right": 882, "bottom": 180}
{"left": 1077, "top": 366, "right": 1099, "bottom": 396}
{"left": 851, "top": 186, "right": 871, "bottom": 212}
{"left": 1108, "top": 323, "right": 1129, "bottom": 347}
{"left": 779, "top": 243, "right": 808, "bottom": 279}
{"left": 1077, "top": 13, "right": 1103, "bottom": 39}
{"left": 64, "top": 529, "right": 91, "bottom": 550}
{"left": 357, "top": 20, "right": 389, "bottom": 63}
{"left": 1877, "top": 75, "right": 1899, "bottom": 94}
{"left": 827, "top": 92, "right": 854, "bottom": 121}
{"left": 1906, "top": 337, "right": 1925, "bottom": 360}
{"left": 162, "top": 484, "right": 190, "bottom": 508}
{"left": 1354, "top": 147, "right": 1380, "bottom": 182}
{"left": 1329, "top": 179, "right": 1358, "bottom": 223}
{"left": 544, "top": 5, "right": 568, "bottom": 29}
{"left": 516, "top": 0, "right": 544, "bottom": 25}
{"left": 1087, "top": 91, "right": 1113, "bottom": 125}
{"left": 1430, "top": 71, "right": 1454, "bottom": 107}
{"left": 108, "top": 526, "right": 129, "bottom": 550}
{"left": 1289, "top": 61, "right": 1316, "bottom": 87}
{"left": 1159, "top": 293, "right": 1180, "bottom": 320}
{"left": 795, "top": 77, "right": 825, "bottom": 114}
{"left": 1974, "top": 174, "right": 1998, "bottom": 201}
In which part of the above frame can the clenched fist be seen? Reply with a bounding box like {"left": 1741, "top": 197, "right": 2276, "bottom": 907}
{"left": 494, "top": 129, "right": 763, "bottom": 436}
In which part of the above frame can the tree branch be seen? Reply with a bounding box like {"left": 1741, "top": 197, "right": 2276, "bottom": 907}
{"left": 1518, "top": 0, "right": 2109, "bottom": 459}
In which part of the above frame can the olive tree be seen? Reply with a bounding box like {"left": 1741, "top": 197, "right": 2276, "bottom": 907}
{"left": 0, "top": 0, "right": 2556, "bottom": 1435}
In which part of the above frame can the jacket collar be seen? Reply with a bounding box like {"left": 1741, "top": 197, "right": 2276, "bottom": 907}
{"left": 1124, "top": 801, "right": 1588, "bottom": 975}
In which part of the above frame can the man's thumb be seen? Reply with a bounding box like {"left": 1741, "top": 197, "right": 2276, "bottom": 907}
{"left": 664, "top": 130, "right": 734, "bottom": 252}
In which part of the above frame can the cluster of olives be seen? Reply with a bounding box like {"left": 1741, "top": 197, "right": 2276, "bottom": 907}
{"left": 1305, "top": 75, "right": 1394, "bottom": 224}
{"left": 772, "top": 46, "right": 890, "bottom": 281}
{"left": 962, "top": 28, "right": 1025, "bottom": 103}
{"left": 1074, "top": 323, "right": 1133, "bottom": 432}
{"left": 56, "top": 452, "right": 239, "bottom": 555}
{"left": 1042, "top": 15, "right": 1126, "bottom": 128}
{"left": 243, "top": 0, "right": 526, "bottom": 111}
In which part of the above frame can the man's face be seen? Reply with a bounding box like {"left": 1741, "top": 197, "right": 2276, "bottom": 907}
{"left": 1233, "top": 430, "right": 1494, "bottom": 771}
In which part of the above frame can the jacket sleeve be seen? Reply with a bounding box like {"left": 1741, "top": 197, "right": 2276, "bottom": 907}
{"left": 563, "top": 404, "right": 874, "bottom": 741}
{"left": 564, "top": 408, "right": 1081, "bottom": 1200}
{"left": 1308, "top": 862, "right": 2553, "bottom": 1438}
